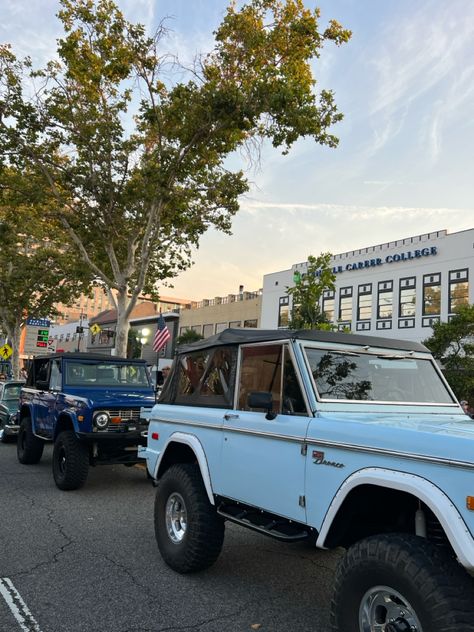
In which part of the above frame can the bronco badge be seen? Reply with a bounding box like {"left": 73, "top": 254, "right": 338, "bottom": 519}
{"left": 312, "top": 450, "right": 344, "bottom": 468}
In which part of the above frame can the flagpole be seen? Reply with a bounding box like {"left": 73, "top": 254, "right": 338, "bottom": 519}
{"left": 156, "top": 310, "right": 161, "bottom": 390}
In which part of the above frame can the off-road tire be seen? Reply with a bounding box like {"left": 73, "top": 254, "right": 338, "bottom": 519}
{"left": 17, "top": 417, "right": 44, "bottom": 464}
{"left": 331, "top": 533, "right": 474, "bottom": 632}
{"left": 154, "top": 463, "right": 225, "bottom": 573}
{"left": 52, "top": 430, "right": 89, "bottom": 491}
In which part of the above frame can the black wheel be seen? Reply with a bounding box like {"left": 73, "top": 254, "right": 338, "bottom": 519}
{"left": 17, "top": 417, "right": 44, "bottom": 464}
{"left": 154, "top": 463, "right": 225, "bottom": 573}
{"left": 52, "top": 430, "right": 89, "bottom": 490}
{"left": 331, "top": 533, "right": 474, "bottom": 632}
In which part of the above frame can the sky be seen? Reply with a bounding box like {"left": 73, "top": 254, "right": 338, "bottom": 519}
{"left": 1, "top": 0, "right": 473, "bottom": 300}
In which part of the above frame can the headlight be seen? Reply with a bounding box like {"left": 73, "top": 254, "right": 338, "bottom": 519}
{"left": 94, "top": 411, "right": 110, "bottom": 430}
{"left": 9, "top": 413, "right": 17, "bottom": 423}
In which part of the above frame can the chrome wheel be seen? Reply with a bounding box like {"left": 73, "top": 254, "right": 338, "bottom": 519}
{"left": 359, "top": 585, "right": 422, "bottom": 631}
{"left": 165, "top": 492, "right": 187, "bottom": 543}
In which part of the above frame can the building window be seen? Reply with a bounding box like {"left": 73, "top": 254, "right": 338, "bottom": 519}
{"left": 322, "top": 290, "right": 335, "bottom": 322}
{"left": 229, "top": 321, "right": 241, "bottom": 328}
{"left": 338, "top": 287, "right": 352, "bottom": 322}
{"left": 377, "top": 281, "right": 393, "bottom": 319}
{"left": 449, "top": 269, "right": 469, "bottom": 313}
{"left": 243, "top": 319, "right": 258, "bottom": 328}
{"left": 278, "top": 296, "right": 290, "bottom": 328}
{"left": 399, "top": 277, "right": 416, "bottom": 318}
{"left": 357, "top": 284, "right": 372, "bottom": 321}
{"left": 215, "top": 322, "right": 227, "bottom": 334}
{"left": 202, "top": 324, "right": 213, "bottom": 338}
{"left": 423, "top": 273, "right": 441, "bottom": 315}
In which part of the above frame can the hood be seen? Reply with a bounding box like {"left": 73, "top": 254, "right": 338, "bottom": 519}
{"left": 64, "top": 388, "right": 155, "bottom": 408}
{"left": 313, "top": 410, "right": 474, "bottom": 464}
{"left": 2, "top": 400, "right": 20, "bottom": 413}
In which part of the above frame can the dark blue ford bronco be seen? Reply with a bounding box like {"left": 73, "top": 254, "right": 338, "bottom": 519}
{"left": 17, "top": 353, "right": 155, "bottom": 490}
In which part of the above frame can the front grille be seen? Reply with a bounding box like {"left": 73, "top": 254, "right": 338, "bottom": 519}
{"left": 104, "top": 408, "right": 141, "bottom": 421}
{"left": 95, "top": 408, "right": 147, "bottom": 433}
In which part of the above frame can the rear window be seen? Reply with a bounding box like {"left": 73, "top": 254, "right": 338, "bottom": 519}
{"left": 162, "top": 346, "right": 237, "bottom": 407}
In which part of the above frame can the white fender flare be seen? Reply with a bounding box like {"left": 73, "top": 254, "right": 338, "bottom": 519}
{"left": 316, "top": 467, "right": 474, "bottom": 572}
{"left": 154, "top": 432, "right": 215, "bottom": 506}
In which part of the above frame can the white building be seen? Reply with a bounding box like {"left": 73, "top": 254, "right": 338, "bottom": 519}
{"left": 261, "top": 228, "right": 473, "bottom": 343}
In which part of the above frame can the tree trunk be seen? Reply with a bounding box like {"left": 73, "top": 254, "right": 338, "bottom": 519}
{"left": 114, "top": 288, "right": 132, "bottom": 358}
{"left": 9, "top": 321, "right": 22, "bottom": 379}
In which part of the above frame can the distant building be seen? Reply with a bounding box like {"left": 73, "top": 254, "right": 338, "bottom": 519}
{"left": 178, "top": 287, "right": 262, "bottom": 338}
{"left": 261, "top": 228, "right": 473, "bottom": 343}
{"left": 49, "top": 319, "right": 90, "bottom": 353}
{"left": 52, "top": 287, "right": 190, "bottom": 325}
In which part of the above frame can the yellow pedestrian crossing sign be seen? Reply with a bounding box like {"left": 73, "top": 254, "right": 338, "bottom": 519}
{"left": 0, "top": 344, "right": 13, "bottom": 360}
{"left": 90, "top": 323, "right": 101, "bottom": 335}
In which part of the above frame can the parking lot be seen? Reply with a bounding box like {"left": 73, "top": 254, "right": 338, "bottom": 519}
{"left": 0, "top": 442, "right": 339, "bottom": 632}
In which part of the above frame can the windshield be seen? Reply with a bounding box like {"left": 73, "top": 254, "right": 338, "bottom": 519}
{"left": 64, "top": 361, "right": 151, "bottom": 388}
{"left": 304, "top": 347, "right": 455, "bottom": 404}
{"left": 3, "top": 384, "right": 22, "bottom": 400}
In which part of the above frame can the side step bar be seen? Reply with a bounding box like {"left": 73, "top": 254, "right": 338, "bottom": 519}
{"left": 217, "top": 500, "right": 311, "bottom": 542}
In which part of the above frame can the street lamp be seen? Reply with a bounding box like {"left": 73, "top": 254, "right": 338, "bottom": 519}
{"left": 140, "top": 327, "right": 151, "bottom": 345}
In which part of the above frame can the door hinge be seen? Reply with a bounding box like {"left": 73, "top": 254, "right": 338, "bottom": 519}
{"left": 301, "top": 443, "right": 307, "bottom": 456}
{"left": 299, "top": 495, "right": 306, "bottom": 508}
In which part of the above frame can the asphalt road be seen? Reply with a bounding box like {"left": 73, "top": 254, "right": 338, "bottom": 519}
{"left": 0, "top": 441, "right": 340, "bottom": 632}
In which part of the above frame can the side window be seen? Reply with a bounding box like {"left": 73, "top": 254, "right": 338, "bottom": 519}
{"left": 50, "top": 360, "right": 62, "bottom": 391}
{"left": 281, "top": 348, "right": 307, "bottom": 415}
{"left": 173, "top": 347, "right": 237, "bottom": 407}
{"left": 237, "top": 344, "right": 307, "bottom": 416}
{"left": 34, "top": 359, "right": 51, "bottom": 387}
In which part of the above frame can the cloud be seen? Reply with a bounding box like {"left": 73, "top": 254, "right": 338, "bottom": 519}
{"left": 164, "top": 199, "right": 472, "bottom": 300}
{"left": 365, "top": 1, "right": 474, "bottom": 159}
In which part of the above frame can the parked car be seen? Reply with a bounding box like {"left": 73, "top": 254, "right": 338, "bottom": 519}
{"left": 17, "top": 353, "right": 155, "bottom": 490}
{"left": 0, "top": 380, "right": 24, "bottom": 442}
{"left": 140, "top": 328, "right": 474, "bottom": 632}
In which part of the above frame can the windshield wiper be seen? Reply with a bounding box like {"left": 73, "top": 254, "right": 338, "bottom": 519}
{"left": 376, "top": 354, "right": 411, "bottom": 360}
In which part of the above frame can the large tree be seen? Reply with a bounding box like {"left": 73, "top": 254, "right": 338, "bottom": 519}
{"left": 0, "top": 167, "right": 92, "bottom": 377}
{"left": 287, "top": 252, "right": 336, "bottom": 329}
{"left": 0, "top": 0, "right": 350, "bottom": 356}
{"left": 423, "top": 304, "right": 474, "bottom": 403}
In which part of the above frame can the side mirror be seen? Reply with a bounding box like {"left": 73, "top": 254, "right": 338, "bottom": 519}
{"left": 247, "top": 391, "right": 277, "bottom": 420}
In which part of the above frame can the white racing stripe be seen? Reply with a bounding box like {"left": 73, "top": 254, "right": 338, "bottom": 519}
{"left": 0, "top": 578, "right": 43, "bottom": 632}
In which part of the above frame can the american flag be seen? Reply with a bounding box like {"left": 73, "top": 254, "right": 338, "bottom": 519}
{"left": 152, "top": 314, "right": 171, "bottom": 353}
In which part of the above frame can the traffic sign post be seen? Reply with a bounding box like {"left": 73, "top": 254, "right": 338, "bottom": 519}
{"left": 47, "top": 338, "right": 57, "bottom": 353}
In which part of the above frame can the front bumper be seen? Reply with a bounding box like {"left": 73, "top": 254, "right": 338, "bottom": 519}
{"left": 4, "top": 423, "right": 20, "bottom": 436}
{"left": 77, "top": 428, "right": 148, "bottom": 445}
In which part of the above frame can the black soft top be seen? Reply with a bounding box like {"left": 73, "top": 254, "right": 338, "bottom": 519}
{"left": 178, "top": 328, "right": 429, "bottom": 354}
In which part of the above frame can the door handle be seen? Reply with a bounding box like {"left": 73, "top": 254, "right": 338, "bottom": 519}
{"left": 224, "top": 413, "right": 239, "bottom": 420}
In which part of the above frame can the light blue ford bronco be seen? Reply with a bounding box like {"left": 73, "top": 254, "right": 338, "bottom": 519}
{"left": 140, "top": 328, "right": 474, "bottom": 631}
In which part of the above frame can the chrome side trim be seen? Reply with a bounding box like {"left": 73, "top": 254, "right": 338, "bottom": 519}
{"left": 304, "top": 437, "right": 474, "bottom": 470}
{"left": 153, "top": 416, "right": 303, "bottom": 444}
{"left": 151, "top": 416, "right": 474, "bottom": 469}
